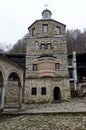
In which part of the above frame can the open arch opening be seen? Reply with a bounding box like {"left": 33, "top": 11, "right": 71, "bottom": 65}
{"left": 53, "top": 87, "right": 61, "bottom": 101}
{"left": 6, "top": 72, "right": 22, "bottom": 108}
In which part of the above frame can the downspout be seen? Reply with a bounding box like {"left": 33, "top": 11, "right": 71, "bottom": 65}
{"left": 72, "top": 51, "right": 77, "bottom": 90}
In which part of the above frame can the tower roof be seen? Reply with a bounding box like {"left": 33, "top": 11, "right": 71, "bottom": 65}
{"left": 42, "top": 9, "right": 52, "bottom": 19}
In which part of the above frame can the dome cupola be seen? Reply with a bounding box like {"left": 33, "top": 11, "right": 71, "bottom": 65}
{"left": 42, "top": 9, "right": 52, "bottom": 19}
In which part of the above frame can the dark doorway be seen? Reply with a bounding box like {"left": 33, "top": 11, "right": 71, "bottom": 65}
{"left": 54, "top": 87, "right": 61, "bottom": 101}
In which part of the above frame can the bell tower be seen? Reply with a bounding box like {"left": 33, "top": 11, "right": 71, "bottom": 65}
{"left": 25, "top": 8, "right": 70, "bottom": 103}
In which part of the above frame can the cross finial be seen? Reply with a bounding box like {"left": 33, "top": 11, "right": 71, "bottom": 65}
{"left": 44, "top": 4, "right": 48, "bottom": 9}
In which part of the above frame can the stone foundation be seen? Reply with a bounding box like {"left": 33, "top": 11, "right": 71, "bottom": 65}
{"left": 24, "top": 77, "right": 70, "bottom": 103}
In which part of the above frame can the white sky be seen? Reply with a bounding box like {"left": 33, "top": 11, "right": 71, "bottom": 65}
{"left": 0, "top": 0, "right": 86, "bottom": 46}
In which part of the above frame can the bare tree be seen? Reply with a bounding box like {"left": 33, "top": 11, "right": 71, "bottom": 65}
{"left": 9, "top": 33, "right": 29, "bottom": 54}
{"left": 66, "top": 29, "right": 86, "bottom": 54}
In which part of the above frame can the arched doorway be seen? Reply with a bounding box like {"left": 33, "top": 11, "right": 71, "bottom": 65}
{"left": 6, "top": 72, "right": 22, "bottom": 108}
{"left": 54, "top": 87, "right": 61, "bottom": 101}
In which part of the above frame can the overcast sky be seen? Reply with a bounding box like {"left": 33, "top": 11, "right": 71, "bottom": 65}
{"left": 0, "top": 0, "right": 86, "bottom": 46}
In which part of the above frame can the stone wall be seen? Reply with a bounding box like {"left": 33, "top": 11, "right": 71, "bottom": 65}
{"left": 25, "top": 10, "right": 70, "bottom": 103}
{"left": 5, "top": 81, "right": 19, "bottom": 102}
{"left": 26, "top": 37, "right": 67, "bottom": 55}
{"left": 24, "top": 77, "right": 70, "bottom": 103}
{"left": 28, "top": 20, "right": 66, "bottom": 37}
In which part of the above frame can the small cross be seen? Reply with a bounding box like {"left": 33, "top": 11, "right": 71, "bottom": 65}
{"left": 44, "top": 4, "right": 48, "bottom": 9}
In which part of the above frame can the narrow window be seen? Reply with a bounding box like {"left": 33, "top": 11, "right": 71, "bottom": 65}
{"left": 43, "top": 24, "right": 48, "bottom": 33}
{"left": 41, "top": 87, "right": 46, "bottom": 95}
{"left": 45, "top": 44, "right": 48, "bottom": 49}
{"left": 47, "top": 43, "right": 52, "bottom": 49}
{"left": 32, "top": 87, "right": 37, "bottom": 95}
{"left": 34, "top": 41, "right": 39, "bottom": 50}
{"left": 55, "top": 63, "right": 60, "bottom": 70}
{"left": 32, "top": 27, "right": 35, "bottom": 36}
{"left": 56, "top": 26, "right": 61, "bottom": 35}
{"left": 41, "top": 44, "right": 45, "bottom": 49}
{"left": 33, "top": 64, "right": 37, "bottom": 71}
{"left": 69, "top": 70, "right": 73, "bottom": 79}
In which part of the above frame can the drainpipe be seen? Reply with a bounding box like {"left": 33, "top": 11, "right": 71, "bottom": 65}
{"left": 72, "top": 51, "right": 77, "bottom": 90}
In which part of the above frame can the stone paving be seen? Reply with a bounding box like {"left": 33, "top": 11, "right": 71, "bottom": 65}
{"left": 0, "top": 114, "right": 86, "bottom": 130}
{"left": 0, "top": 98, "right": 86, "bottom": 130}
{"left": 3, "top": 98, "right": 86, "bottom": 114}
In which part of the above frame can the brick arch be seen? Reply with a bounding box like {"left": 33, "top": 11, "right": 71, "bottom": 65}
{"left": 6, "top": 68, "right": 23, "bottom": 87}
{"left": 55, "top": 59, "right": 60, "bottom": 64}
{"left": 0, "top": 67, "right": 6, "bottom": 83}
{"left": 0, "top": 56, "right": 24, "bottom": 111}
{"left": 8, "top": 72, "right": 21, "bottom": 86}
{"left": 5, "top": 69, "right": 23, "bottom": 108}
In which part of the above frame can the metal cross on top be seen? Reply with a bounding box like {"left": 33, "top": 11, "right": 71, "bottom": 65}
{"left": 44, "top": 4, "right": 49, "bottom": 9}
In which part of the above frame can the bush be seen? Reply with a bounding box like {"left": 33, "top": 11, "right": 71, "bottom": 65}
{"left": 71, "top": 90, "right": 79, "bottom": 98}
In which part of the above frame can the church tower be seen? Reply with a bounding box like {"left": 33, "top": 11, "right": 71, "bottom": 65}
{"left": 25, "top": 8, "right": 70, "bottom": 103}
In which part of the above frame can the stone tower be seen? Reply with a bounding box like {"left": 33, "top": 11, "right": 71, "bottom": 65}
{"left": 25, "top": 9, "right": 70, "bottom": 103}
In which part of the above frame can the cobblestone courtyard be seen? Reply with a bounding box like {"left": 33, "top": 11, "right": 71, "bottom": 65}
{"left": 0, "top": 98, "right": 86, "bottom": 130}
{"left": 0, "top": 114, "right": 86, "bottom": 130}
{"left": 3, "top": 98, "right": 86, "bottom": 114}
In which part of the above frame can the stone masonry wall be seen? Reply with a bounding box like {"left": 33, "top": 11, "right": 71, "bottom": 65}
{"left": 26, "top": 37, "right": 67, "bottom": 55}
{"left": 26, "top": 55, "right": 69, "bottom": 78}
{"left": 28, "top": 20, "right": 65, "bottom": 37}
{"left": 24, "top": 78, "right": 70, "bottom": 103}
{"left": 25, "top": 11, "right": 70, "bottom": 103}
{"left": 6, "top": 81, "right": 19, "bottom": 102}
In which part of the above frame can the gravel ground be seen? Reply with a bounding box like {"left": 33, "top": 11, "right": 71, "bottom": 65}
{"left": 0, "top": 98, "right": 86, "bottom": 130}
{"left": 0, "top": 114, "right": 86, "bottom": 130}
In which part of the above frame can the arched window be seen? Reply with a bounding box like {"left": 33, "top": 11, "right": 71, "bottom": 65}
{"left": 34, "top": 41, "right": 39, "bottom": 50}
{"left": 40, "top": 42, "right": 52, "bottom": 50}
{"left": 40, "top": 42, "right": 45, "bottom": 49}
{"left": 55, "top": 63, "right": 60, "bottom": 70}
{"left": 47, "top": 43, "right": 52, "bottom": 49}
{"left": 53, "top": 41, "right": 57, "bottom": 49}
{"left": 8, "top": 72, "right": 19, "bottom": 81}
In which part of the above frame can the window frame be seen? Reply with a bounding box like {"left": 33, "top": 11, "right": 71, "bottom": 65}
{"left": 56, "top": 26, "right": 61, "bottom": 35}
{"left": 41, "top": 43, "right": 45, "bottom": 49}
{"left": 43, "top": 24, "right": 48, "bottom": 33}
{"left": 41, "top": 87, "right": 46, "bottom": 95}
{"left": 31, "top": 87, "right": 37, "bottom": 95}
{"left": 34, "top": 41, "right": 39, "bottom": 50}
{"left": 47, "top": 43, "right": 52, "bottom": 50}
{"left": 32, "top": 27, "right": 35, "bottom": 36}
{"left": 55, "top": 63, "right": 60, "bottom": 70}
{"left": 33, "top": 64, "right": 38, "bottom": 71}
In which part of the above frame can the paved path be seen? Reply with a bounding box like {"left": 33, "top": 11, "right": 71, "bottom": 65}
{"left": 2, "top": 98, "right": 86, "bottom": 114}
